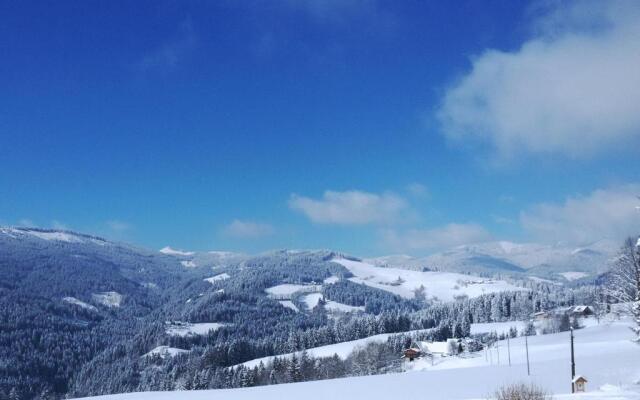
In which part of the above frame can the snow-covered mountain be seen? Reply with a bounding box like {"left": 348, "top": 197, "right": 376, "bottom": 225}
{"left": 365, "top": 240, "right": 618, "bottom": 281}
{"left": 0, "top": 226, "right": 622, "bottom": 399}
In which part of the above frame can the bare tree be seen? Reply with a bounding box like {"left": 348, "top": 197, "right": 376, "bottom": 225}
{"left": 491, "top": 382, "right": 551, "bottom": 400}
{"left": 603, "top": 237, "right": 640, "bottom": 342}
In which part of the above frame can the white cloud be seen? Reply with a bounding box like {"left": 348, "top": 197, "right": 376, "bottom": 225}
{"left": 520, "top": 183, "right": 640, "bottom": 244}
{"left": 106, "top": 220, "right": 132, "bottom": 232}
{"left": 380, "top": 223, "right": 492, "bottom": 252}
{"left": 222, "top": 219, "right": 274, "bottom": 238}
{"left": 438, "top": 0, "right": 640, "bottom": 158}
{"left": 289, "top": 190, "right": 409, "bottom": 225}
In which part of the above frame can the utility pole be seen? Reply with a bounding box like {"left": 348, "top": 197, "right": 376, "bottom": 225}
{"left": 525, "top": 335, "right": 530, "bottom": 376}
{"left": 570, "top": 327, "right": 576, "bottom": 393}
{"left": 496, "top": 341, "right": 500, "bottom": 365}
{"left": 507, "top": 335, "right": 511, "bottom": 366}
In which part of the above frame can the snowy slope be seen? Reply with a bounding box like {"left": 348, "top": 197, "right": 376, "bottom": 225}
{"left": 204, "top": 273, "right": 230, "bottom": 284}
{"left": 302, "top": 292, "right": 365, "bottom": 313}
{"left": 278, "top": 300, "right": 299, "bottom": 312}
{"left": 165, "top": 322, "right": 228, "bottom": 336}
{"left": 265, "top": 284, "right": 322, "bottom": 298}
{"left": 62, "top": 296, "right": 98, "bottom": 312}
{"left": 1, "top": 227, "right": 108, "bottom": 245}
{"left": 470, "top": 321, "right": 527, "bottom": 336}
{"left": 332, "top": 257, "right": 523, "bottom": 300}
{"left": 238, "top": 331, "right": 418, "bottom": 369}
{"left": 142, "top": 346, "right": 189, "bottom": 359}
{"left": 76, "top": 318, "right": 640, "bottom": 400}
{"left": 160, "top": 246, "right": 195, "bottom": 256}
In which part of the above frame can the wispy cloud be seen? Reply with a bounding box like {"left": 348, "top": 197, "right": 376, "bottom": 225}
{"left": 137, "top": 19, "right": 197, "bottom": 71}
{"left": 438, "top": 0, "right": 640, "bottom": 159}
{"left": 406, "top": 183, "right": 429, "bottom": 198}
{"left": 222, "top": 219, "right": 274, "bottom": 238}
{"left": 289, "top": 190, "right": 409, "bottom": 225}
{"left": 520, "top": 183, "right": 640, "bottom": 244}
{"left": 380, "top": 223, "right": 492, "bottom": 252}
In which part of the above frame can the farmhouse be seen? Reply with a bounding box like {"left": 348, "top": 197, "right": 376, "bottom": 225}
{"left": 571, "top": 305, "right": 594, "bottom": 317}
{"left": 402, "top": 347, "right": 421, "bottom": 362}
{"left": 403, "top": 339, "right": 460, "bottom": 362}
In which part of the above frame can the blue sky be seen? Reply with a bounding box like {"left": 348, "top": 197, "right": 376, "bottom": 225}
{"left": 1, "top": 0, "right": 639, "bottom": 256}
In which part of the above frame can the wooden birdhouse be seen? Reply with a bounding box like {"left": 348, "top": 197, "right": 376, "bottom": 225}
{"left": 572, "top": 375, "right": 587, "bottom": 393}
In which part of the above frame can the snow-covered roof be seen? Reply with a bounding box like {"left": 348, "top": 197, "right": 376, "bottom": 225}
{"left": 572, "top": 375, "right": 588, "bottom": 383}
{"left": 573, "top": 305, "right": 592, "bottom": 313}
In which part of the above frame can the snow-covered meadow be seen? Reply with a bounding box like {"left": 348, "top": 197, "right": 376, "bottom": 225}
{"left": 332, "top": 257, "right": 523, "bottom": 301}
{"left": 165, "top": 322, "right": 228, "bottom": 337}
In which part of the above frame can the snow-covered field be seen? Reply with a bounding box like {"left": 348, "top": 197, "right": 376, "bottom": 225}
{"left": 325, "top": 301, "right": 365, "bottom": 313}
{"left": 406, "top": 317, "right": 639, "bottom": 392}
{"left": 332, "top": 258, "right": 523, "bottom": 301}
{"left": 264, "top": 284, "right": 321, "bottom": 298}
{"left": 62, "top": 296, "right": 98, "bottom": 311}
{"left": 323, "top": 275, "right": 340, "bottom": 284}
{"left": 302, "top": 292, "right": 365, "bottom": 313}
{"left": 278, "top": 300, "right": 299, "bottom": 312}
{"left": 80, "top": 317, "right": 640, "bottom": 400}
{"left": 238, "top": 331, "right": 410, "bottom": 369}
{"left": 302, "top": 293, "right": 324, "bottom": 309}
{"left": 165, "top": 322, "right": 228, "bottom": 336}
{"left": 159, "top": 246, "right": 195, "bottom": 256}
{"left": 204, "top": 273, "right": 230, "bottom": 284}
{"left": 142, "top": 346, "right": 189, "bottom": 359}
